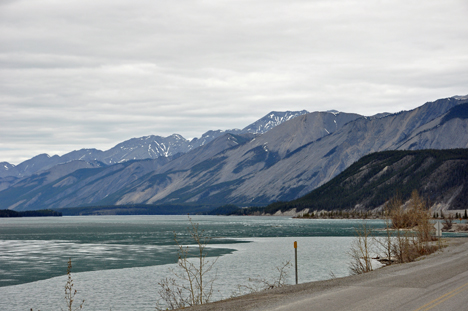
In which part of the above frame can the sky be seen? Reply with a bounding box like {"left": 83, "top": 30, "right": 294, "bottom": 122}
{"left": 1, "top": 0, "right": 468, "bottom": 165}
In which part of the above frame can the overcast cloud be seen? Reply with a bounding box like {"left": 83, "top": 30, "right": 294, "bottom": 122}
{"left": 1, "top": 0, "right": 467, "bottom": 164}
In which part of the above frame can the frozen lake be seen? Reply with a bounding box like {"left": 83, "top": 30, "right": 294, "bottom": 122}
{"left": 0, "top": 215, "right": 386, "bottom": 310}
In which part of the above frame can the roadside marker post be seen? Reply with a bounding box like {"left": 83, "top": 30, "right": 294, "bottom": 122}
{"left": 294, "top": 241, "right": 298, "bottom": 284}
{"left": 434, "top": 221, "right": 442, "bottom": 248}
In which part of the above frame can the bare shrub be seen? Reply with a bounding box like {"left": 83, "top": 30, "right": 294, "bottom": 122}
{"left": 373, "top": 203, "right": 395, "bottom": 263}
{"left": 358, "top": 191, "right": 437, "bottom": 270}
{"left": 392, "top": 229, "right": 420, "bottom": 263}
{"left": 234, "top": 261, "right": 292, "bottom": 295}
{"left": 348, "top": 222, "right": 374, "bottom": 275}
{"left": 32, "top": 258, "right": 84, "bottom": 311}
{"left": 390, "top": 194, "right": 414, "bottom": 229}
{"left": 156, "top": 277, "right": 189, "bottom": 310}
{"left": 390, "top": 191, "right": 431, "bottom": 233}
{"left": 409, "top": 191, "right": 434, "bottom": 255}
{"left": 385, "top": 191, "right": 435, "bottom": 263}
{"left": 63, "top": 258, "right": 85, "bottom": 311}
{"left": 442, "top": 214, "right": 454, "bottom": 230}
{"left": 156, "top": 218, "right": 218, "bottom": 310}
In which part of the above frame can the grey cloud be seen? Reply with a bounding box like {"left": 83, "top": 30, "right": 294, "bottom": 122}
{"left": 1, "top": 0, "right": 467, "bottom": 163}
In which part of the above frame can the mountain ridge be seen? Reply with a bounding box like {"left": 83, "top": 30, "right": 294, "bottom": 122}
{"left": 1, "top": 95, "right": 468, "bottom": 211}
{"left": 0, "top": 110, "right": 310, "bottom": 179}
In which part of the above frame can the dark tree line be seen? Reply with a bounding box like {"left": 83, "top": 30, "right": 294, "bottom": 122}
{"left": 0, "top": 209, "right": 62, "bottom": 217}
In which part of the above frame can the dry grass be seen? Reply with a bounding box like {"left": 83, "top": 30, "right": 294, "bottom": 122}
{"left": 234, "top": 261, "right": 292, "bottom": 295}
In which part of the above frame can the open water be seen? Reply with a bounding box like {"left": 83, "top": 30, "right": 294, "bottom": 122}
{"left": 0, "top": 215, "right": 389, "bottom": 310}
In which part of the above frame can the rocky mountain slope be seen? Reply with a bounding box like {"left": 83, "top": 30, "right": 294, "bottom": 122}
{"left": 0, "top": 110, "right": 359, "bottom": 210}
{"left": 261, "top": 149, "right": 468, "bottom": 214}
{"left": 1, "top": 95, "right": 468, "bottom": 211}
{"left": 0, "top": 110, "right": 309, "bottom": 179}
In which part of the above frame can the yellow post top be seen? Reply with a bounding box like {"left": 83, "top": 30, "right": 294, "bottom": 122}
{"left": 294, "top": 241, "right": 297, "bottom": 249}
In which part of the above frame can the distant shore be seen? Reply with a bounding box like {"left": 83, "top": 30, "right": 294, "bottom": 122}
{"left": 0, "top": 209, "right": 62, "bottom": 217}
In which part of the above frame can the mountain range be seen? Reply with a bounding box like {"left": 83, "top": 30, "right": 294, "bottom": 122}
{"left": 1, "top": 95, "right": 467, "bottom": 211}
{"left": 0, "top": 110, "right": 308, "bottom": 179}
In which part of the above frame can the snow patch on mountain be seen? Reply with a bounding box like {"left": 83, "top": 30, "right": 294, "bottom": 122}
{"left": 0, "top": 110, "right": 309, "bottom": 178}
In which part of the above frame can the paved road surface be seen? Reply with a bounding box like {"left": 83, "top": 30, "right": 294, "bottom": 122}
{"left": 190, "top": 238, "right": 468, "bottom": 311}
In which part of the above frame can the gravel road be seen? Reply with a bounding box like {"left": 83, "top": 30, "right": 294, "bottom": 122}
{"left": 188, "top": 238, "right": 468, "bottom": 311}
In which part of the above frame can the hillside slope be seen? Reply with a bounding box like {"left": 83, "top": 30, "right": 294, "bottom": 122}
{"left": 262, "top": 149, "right": 468, "bottom": 214}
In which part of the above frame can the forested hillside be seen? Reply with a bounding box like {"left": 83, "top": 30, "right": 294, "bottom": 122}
{"left": 261, "top": 149, "right": 468, "bottom": 214}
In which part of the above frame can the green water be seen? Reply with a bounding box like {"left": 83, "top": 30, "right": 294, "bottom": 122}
{"left": 0, "top": 215, "right": 386, "bottom": 287}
